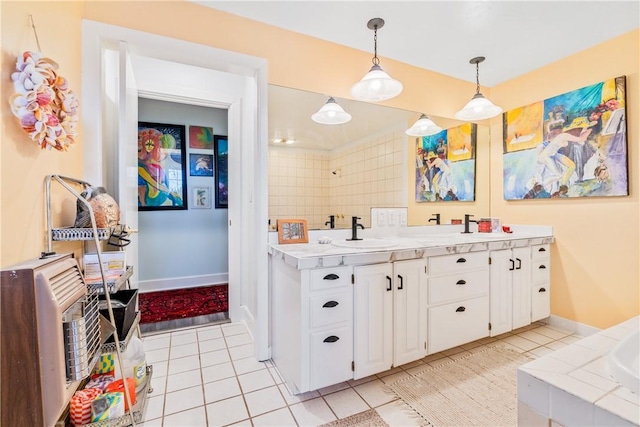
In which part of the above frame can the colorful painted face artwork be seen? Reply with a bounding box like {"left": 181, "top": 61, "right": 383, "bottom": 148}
{"left": 415, "top": 123, "right": 477, "bottom": 202}
{"left": 502, "top": 76, "right": 628, "bottom": 200}
{"left": 137, "top": 122, "right": 188, "bottom": 210}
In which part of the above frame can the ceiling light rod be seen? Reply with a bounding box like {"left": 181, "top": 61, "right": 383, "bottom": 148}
{"left": 471, "top": 56, "right": 484, "bottom": 97}
{"left": 368, "top": 18, "right": 384, "bottom": 67}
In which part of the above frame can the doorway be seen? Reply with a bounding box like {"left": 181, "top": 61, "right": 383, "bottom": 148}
{"left": 82, "top": 20, "right": 270, "bottom": 360}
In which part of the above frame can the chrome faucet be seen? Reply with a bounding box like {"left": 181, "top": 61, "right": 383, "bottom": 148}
{"left": 324, "top": 215, "right": 335, "bottom": 229}
{"left": 347, "top": 216, "right": 365, "bottom": 241}
{"left": 428, "top": 213, "right": 440, "bottom": 225}
{"left": 462, "top": 214, "right": 477, "bottom": 234}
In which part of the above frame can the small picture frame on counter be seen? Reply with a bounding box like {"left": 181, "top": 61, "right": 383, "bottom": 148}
{"left": 277, "top": 219, "right": 309, "bottom": 244}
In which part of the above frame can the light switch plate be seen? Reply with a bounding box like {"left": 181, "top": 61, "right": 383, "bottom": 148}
{"left": 388, "top": 210, "right": 398, "bottom": 225}
{"left": 377, "top": 210, "right": 387, "bottom": 226}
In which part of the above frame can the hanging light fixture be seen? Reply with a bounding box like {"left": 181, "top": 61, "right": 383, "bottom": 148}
{"left": 455, "top": 56, "right": 502, "bottom": 122}
{"left": 311, "top": 97, "right": 352, "bottom": 125}
{"left": 406, "top": 114, "right": 443, "bottom": 137}
{"left": 350, "top": 18, "right": 403, "bottom": 102}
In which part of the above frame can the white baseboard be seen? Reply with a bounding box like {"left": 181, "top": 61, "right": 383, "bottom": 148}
{"left": 138, "top": 273, "right": 228, "bottom": 293}
{"left": 547, "top": 314, "right": 601, "bottom": 337}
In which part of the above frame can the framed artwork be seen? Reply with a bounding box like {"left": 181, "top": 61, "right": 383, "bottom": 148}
{"left": 189, "top": 153, "right": 214, "bottom": 177}
{"left": 276, "top": 219, "right": 309, "bottom": 244}
{"left": 414, "top": 123, "right": 477, "bottom": 202}
{"left": 502, "top": 76, "right": 628, "bottom": 199}
{"left": 192, "top": 186, "right": 211, "bottom": 209}
{"left": 137, "top": 122, "right": 188, "bottom": 210}
{"left": 189, "top": 125, "right": 214, "bottom": 150}
{"left": 214, "top": 135, "right": 228, "bottom": 208}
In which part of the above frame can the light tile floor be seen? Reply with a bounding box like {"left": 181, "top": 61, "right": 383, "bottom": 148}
{"left": 140, "top": 321, "right": 579, "bottom": 426}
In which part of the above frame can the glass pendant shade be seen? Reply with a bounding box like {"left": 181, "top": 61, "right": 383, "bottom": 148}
{"left": 455, "top": 93, "right": 503, "bottom": 121}
{"left": 351, "top": 64, "right": 403, "bottom": 102}
{"left": 406, "top": 114, "right": 442, "bottom": 136}
{"left": 311, "top": 97, "right": 352, "bottom": 125}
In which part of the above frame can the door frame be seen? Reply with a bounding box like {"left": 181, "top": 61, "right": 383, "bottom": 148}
{"left": 81, "top": 20, "right": 270, "bottom": 360}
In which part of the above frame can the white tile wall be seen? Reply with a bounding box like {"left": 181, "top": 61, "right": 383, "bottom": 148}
{"left": 268, "top": 127, "right": 406, "bottom": 230}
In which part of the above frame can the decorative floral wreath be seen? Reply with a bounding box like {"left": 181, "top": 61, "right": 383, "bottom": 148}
{"left": 9, "top": 51, "right": 78, "bottom": 151}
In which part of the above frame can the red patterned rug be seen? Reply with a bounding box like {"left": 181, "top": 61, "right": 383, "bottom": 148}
{"left": 139, "top": 284, "right": 228, "bottom": 324}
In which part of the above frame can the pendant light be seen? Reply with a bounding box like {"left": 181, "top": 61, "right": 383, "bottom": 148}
{"left": 455, "top": 56, "right": 502, "bottom": 122}
{"left": 311, "top": 97, "right": 352, "bottom": 125}
{"left": 350, "top": 18, "right": 403, "bottom": 102}
{"left": 406, "top": 114, "right": 443, "bottom": 137}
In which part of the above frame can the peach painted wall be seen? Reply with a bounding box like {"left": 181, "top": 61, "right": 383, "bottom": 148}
{"left": 490, "top": 29, "right": 639, "bottom": 329}
{"left": 1, "top": 2, "right": 84, "bottom": 267}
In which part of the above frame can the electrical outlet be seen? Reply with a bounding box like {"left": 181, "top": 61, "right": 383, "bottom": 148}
{"left": 388, "top": 210, "right": 398, "bottom": 226}
{"left": 377, "top": 210, "right": 387, "bottom": 226}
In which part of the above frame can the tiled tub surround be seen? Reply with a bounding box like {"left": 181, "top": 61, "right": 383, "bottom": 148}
{"left": 517, "top": 316, "right": 640, "bottom": 426}
{"left": 269, "top": 224, "right": 554, "bottom": 394}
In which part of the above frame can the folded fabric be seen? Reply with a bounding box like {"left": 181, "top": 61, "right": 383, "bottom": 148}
{"left": 91, "top": 392, "right": 124, "bottom": 422}
{"left": 70, "top": 387, "right": 102, "bottom": 426}
{"left": 85, "top": 374, "right": 115, "bottom": 392}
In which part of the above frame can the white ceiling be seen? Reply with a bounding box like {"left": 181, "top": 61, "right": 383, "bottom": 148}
{"left": 193, "top": 1, "right": 639, "bottom": 86}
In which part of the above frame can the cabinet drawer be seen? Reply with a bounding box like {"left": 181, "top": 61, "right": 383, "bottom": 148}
{"left": 532, "top": 261, "right": 550, "bottom": 284}
{"left": 309, "top": 289, "right": 352, "bottom": 329}
{"left": 309, "top": 326, "right": 353, "bottom": 390}
{"left": 310, "top": 266, "right": 352, "bottom": 291}
{"left": 531, "top": 284, "right": 550, "bottom": 321}
{"left": 429, "top": 252, "right": 488, "bottom": 275}
{"left": 531, "top": 244, "right": 550, "bottom": 259}
{"left": 428, "top": 296, "right": 489, "bottom": 354}
{"left": 428, "top": 270, "right": 489, "bottom": 305}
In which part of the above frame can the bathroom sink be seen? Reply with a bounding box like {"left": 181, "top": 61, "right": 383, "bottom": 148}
{"left": 608, "top": 329, "right": 639, "bottom": 394}
{"left": 331, "top": 239, "right": 396, "bottom": 249}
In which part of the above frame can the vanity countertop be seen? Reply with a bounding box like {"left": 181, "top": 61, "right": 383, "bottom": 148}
{"left": 269, "top": 225, "right": 554, "bottom": 269}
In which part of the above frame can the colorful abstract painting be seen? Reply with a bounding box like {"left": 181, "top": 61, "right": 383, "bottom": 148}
{"left": 137, "top": 122, "right": 187, "bottom": 210}
{"left": 188, "top": 125, "right": 214, "bottom": 150}
{"left": 415, "top": 123, "right": 477, "bottom": 202}
{"left": 214, "top": 135, "right": 228, "bottom": 208}
{"left": 503, "top": 76, "right": 628, "bottom": 200}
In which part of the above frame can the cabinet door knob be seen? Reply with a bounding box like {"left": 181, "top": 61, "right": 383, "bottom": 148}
{"left": 538, "top": 265, "right": 547, "bottom": 269}
{"left": 456, "top": 258, "right": 467, "bottom": 263}
{"left": 456, "top": 306, "right": 466, "bottom": 312}
{"left": 386, "top": 276, "right": 392, "bottom": 292}
{"left": 538, "top": 287, "right": 547, "bottom": 293}
{"left": 397, "top": 275, "right": 404, "bottom": 290}
{"left": 323, "top": 273, "right": 339, "bottom": 280}
{"left": 322, "top": 301, "right": 339, "bottom": 308}
{"left": 456, "top": 280, "right": 466, "bottom": 285}
{"left": 323, "top": 335, "right": 340, "bottom": 343}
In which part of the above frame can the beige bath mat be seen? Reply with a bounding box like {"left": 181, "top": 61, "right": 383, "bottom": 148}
{"left": 387, "top": 346, "right": 533, "bottom": 426}
{"left": 320, "top": 408, "right": 390, "bottom": 427}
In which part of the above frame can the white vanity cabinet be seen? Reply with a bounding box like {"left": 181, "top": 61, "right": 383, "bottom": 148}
{"left": 271, "top": 260, "right": 354, "bottom": 393}
{"left": 531, "top": 244, "right": 551, "bottom": 321}
{"left": 489, "top": 247, "right": 532, "bottom": 336}
{"left": 426, "top": 251, "right": 491, "bottom": 354}
{"left": 353, "top": 258, "right": 427, "bottom": 379}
